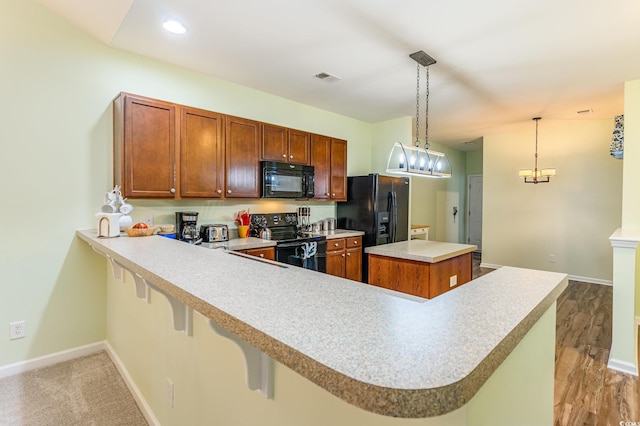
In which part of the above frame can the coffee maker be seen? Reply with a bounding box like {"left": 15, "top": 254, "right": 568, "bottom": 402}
{"left": 176, "top": 211, "right": 199, "bottom": 243}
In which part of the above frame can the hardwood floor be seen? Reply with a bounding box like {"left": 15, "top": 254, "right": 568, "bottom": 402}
{"left": 472, "top": 254, "right": 639, "bottom": 425}
{"left": 554, "top": 281, "right": 639, "bottom": 425}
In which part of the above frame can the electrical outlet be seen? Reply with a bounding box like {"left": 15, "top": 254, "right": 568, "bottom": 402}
{"left": 167, "top": 378, "right": 174, "bottom": 408}
{"left": 449, "top": 275, "right": 458, "bottom": 287}
{"left": 144, "top": 215, "right": 154, "bottom": 226}
{"left": 549, "top": 254, "right": 556, "bottom": 263}
{"left": 9, "top": 321, "right": 25, "bottom": 340}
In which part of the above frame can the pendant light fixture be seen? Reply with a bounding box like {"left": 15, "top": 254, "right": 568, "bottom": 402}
{"left": 518, "top": 117, "right": 556, "bottom": 184}
{"left": 386, "top": 51, "right": 451, "bottom": 178}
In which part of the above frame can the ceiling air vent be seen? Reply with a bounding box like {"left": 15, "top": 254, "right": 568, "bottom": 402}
{"left": 314, "top": 72, "right": 341, "bottom": 82}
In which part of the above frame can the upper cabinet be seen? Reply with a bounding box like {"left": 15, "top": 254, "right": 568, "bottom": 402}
{"left": 180, "top": 107, "right": 225, "bottom": 198}
{"left": 114, "top": 92, "right": 345, "bottom": 201}
{"left": 311, "top": 135, "right": 347, "bottom": 201}
{"left": 114, "top": 93, "right": 178, "bottom": 199}
{"left": 225, "top": 116, "right": 261, "bottom": 198}
{"left": 261, "top": 124, "right": 310, "bottom": 165}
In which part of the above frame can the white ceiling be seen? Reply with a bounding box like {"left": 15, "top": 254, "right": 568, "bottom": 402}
{"left": 38, "top": 0, "right": 640, "bottom": 151}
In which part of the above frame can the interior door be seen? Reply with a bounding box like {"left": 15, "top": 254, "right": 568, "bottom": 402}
{"left": 467, "top": 174, "right": 483, "bottom": 251}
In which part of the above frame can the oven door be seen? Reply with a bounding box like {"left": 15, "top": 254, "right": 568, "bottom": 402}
{"left": 276, "top": 239, "right": 326, "bottom": 272}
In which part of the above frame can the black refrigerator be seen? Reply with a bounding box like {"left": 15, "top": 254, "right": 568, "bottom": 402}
{"left": 336, "top": 174, "right": 410, "bottom": 282}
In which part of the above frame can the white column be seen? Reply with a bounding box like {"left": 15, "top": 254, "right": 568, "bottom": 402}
{"left": 608, "top": 229, "right": 639, "bottom": 375}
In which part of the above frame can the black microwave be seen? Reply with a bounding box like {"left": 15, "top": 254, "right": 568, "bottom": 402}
{"left": 261, "top": 161, "right": 314, "bottom": 199}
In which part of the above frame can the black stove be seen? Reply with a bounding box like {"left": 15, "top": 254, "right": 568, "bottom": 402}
{"left": 250, "top": 213, "right": 322, "bottom": 243}
{"left": 250, "top": 212, "right": 326, "bottom": 271}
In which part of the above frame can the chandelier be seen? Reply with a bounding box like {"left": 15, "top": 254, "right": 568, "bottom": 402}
{"left": 386, "top": 51, "right": 451, "bottom": 178}
{"left": 519, "top": 117, "right": 556, "bottom": 184}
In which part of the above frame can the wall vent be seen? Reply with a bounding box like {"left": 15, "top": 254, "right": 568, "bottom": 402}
{"left": 314, "top": 72, "right": 341, "bottom": 82}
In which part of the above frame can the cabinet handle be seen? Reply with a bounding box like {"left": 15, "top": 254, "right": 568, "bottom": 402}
{"left": 332, "top": 193, "right": 336, "bottom": 197}
{"left": 325, "top": 193, "right": 330, "bottom": 196}
{"left": 334, "top": 242, "right": 339, "bottom": 247}
{"left": 353, "top": 241, "right": 358, "bottom": 245}
{"left": 289, "top": 155, "right": 293, "bottom": 159}
{"left": 170, "top": 188, "right": 176, "bottom": 194}
{"left": 227, "top": 189, "right": 232, "bottom": 194}
{"left": 347, "top": 253, "right": 351, "bottom": 257}
{"left": 341, "top": 254, "right": 345, "bottom": 257}
{"left": 259, "top": 254, "right": 264, "bottom": 258}
{"left": 217, "top": 189, "right": 222, "bottom": 194}
{"left": 282, "top": 154, "right": 287, "bottom": 158}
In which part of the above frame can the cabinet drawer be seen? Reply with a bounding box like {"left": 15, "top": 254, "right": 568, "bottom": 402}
{"left": 346, "top": 236, "right": 362, "bottom": 248}
{"left": 327, "top": 238, "right": 345, "bottom": 251}
{"left": 238, "top": 247, "right": 275, "bottom": 260}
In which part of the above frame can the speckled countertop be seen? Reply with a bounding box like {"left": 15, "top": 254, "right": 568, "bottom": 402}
{"left": 77, "top": 229, "right": 567, "bottom": 418}
{"left": 365, "top": 240, "right": 477, "bottom": 263}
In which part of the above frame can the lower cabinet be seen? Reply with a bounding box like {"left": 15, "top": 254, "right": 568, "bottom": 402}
{"left": 325, "top": 236, "right": 362, "bottom": 282}
{"left": 368, "top": 252, "right": 472, "bottom": 299}
{"left": 236, "top": 247, "right": 275, "bottom": 260}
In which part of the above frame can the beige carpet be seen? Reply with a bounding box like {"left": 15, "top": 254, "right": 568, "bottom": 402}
{"left": 0, "top": 350, "right": 148, "bottom": 426}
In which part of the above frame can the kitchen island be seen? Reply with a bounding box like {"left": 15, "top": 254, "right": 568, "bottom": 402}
{"left": 77, "top": 230, "right": 566, "bottom": 425}
{"left": 366, "top": 240, "right": 477, "bottom": 299}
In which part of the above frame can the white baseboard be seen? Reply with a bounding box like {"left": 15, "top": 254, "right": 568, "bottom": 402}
{"left": 607, "top": 358, "right": 639, "bottom": 376}
{"left": 0, "top": 341, "right": 159, "bottom": 425}
{"left": 0, "top": 341, "right": 106, "bottom": 379}
{"left": 103, "top": 341, "right": 160, "bottom": 426}
{"left": 477, "top": 263, "right": 612, "bottom": 286}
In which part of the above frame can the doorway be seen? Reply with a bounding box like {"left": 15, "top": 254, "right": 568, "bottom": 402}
{"left": 466, "top": 174, "right": 483, "bottom": 251}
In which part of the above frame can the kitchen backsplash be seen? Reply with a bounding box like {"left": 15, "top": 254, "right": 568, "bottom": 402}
{"left": 128, "top": 199, "right": 337, "bottom": 230}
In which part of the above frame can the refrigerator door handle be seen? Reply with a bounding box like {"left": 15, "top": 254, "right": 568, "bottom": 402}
{"left": 390, "top": 191, "right": 398, "bottom": 243}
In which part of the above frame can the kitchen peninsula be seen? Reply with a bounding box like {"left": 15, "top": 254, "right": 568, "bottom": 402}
{"left": 77, "top": 230, "right": 566, "bottom": 425}
{"left": 366, "top": 240, "right": 477, "bottom": 299}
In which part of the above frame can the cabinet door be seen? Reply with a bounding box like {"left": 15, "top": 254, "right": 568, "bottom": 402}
{"left": 288, "top": 129, "right": 310, "bottom": 165}
{"left": 225, "top": 116, "right": 261, "bottom": 198}
{"left": 180, "top": 107, "right": 224, "bottom": 198}
{"left": 261, "top": 124, "right": 288, "bottom": 162}
{"left": 310, "top": 134, "right": 331, "bottom": 200}
{"left": 116, "top": 93, "right": 177, "bottom": 199}
{"left": 345, "top": 247, "right": 362, "bottom": 282}
{"left": 325, "top": 250, "right": 345, "bottom": 278}
{"left": 330, "top": 138, "right": 347, "bottom": 201}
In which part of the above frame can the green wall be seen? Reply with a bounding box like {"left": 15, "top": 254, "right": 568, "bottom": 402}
{"left": 0, "top": 0, "right": 373, "bottom": 366}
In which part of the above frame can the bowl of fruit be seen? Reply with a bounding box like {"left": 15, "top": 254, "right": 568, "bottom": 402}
{"left": 125, "top": 222, "right": 158, "bottom": 237}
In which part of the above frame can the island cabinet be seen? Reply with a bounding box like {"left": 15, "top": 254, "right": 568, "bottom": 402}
{"left": 114, "top": 93, "right": 178, "bottom": 199}
{"left": 224, "top": 116, "right": 261, "bottom": 198}
{"left": 236, "top": 247, "right": 275, "bottom": 260}
{"left": 368, "top": 249, "right": 473, "bottom": 299}
{"left": 261, "top": 124, "right": 310, "bottom": 165}
{"left": 325, "top": 236, "right": 362, "bottom": 281}
{"left": 310, "top": 135, "right": 347, "bottom": 201}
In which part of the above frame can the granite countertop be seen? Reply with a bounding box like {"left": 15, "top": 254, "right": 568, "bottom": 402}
{"left": 303, "top": 229, "right": 364, "bottom": 239}
{"left": 201, "top": 229, "right": 364, "bottom": 250}
{"left": 366, "top": 240, "right": 477, "bottom": 263}
{"left": 76, "top": 229, "right": 566, "bottom": 418}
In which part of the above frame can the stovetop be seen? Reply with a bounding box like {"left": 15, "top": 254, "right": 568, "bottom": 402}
{"left": 250, "top": 212, "right": 325, "bottom": 244}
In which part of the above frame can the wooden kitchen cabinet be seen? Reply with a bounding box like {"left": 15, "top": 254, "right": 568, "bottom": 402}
{"left": 261, "top": 124, "right": 310, "bottom": 165}
{"left": 114, "top": 93, "right": 178, "bottom": 199}
{"left": 310, "top": 135, "right": 347, "bottom": 201}
{"left": 368, "top": 252, "right": 472, "bottom": 299}
{"left": 236, "top": 247, "right": 275, "bottom": 260}
{"left": 180, "top": 107, "right": 225, "bottom": 198}
{"left": 325, "top": 236, "right": 362, "bottom": 281}
{"left": 225, "top": 116, "right": 261, "bottom": 198}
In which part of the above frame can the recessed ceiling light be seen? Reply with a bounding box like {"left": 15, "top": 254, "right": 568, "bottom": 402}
{"left": 163, "top": 20, "right": 187, "bottom": 34}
